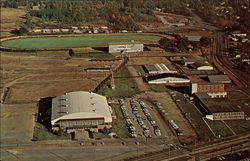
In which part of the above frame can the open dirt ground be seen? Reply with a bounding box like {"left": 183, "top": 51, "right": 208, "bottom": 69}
{"left": 0, "top": 8, "right": 26, "bottom": 36}
{"left": 0, "top": 103, "right": 36, "bottom": 143}
{"left": 1, "top": 53, "right": 122, "bottom": 104}
{"left": 0, "top": 51, "right": 124, "bottom": 142}
{"left": 130, "top": 56, "right": 171, "bottom": 66}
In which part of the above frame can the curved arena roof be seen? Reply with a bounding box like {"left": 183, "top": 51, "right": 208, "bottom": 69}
{"left": 51, "top": 91, "right": 112, "bottom": 125}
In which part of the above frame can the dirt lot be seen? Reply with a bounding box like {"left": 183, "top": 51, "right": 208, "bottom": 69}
{"left": 0, "top": 103, "right": 36, "bottom": 143}
{"left": 1, "top": 52, "right": 122, "bottom": 104}
{"left": 0, "top": 51, "right": 125, "bottom": 142}
{"left": 0, "top": 8, "right": 26, "bottom": 36}
{"left": 130, "top": 56, "right": 171, "bottom": 66}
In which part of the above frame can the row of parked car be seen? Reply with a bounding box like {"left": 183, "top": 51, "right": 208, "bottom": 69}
{"left": 155, "top": 101, "right": 182, "bottom": 136}
{"left": 118, "top": 99, "right": 137, "bottom": 138}
{"left": 130, "top": 98, "right": 151, "bottom": 138}
{"left": 138, "top": 99, "right": 161, "bottom": 137}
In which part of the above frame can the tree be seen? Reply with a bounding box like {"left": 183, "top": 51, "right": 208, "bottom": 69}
{"left": 18, "top": 26, "right": 29, "bottom": 35}
{"left": 200, "top": 36, "right": 211, "bottom": 47}
{"left": 25, "top": 13, "right": 33, "bottom": 28}
{"left": 69, "top": 49, "right": 75, "bottom": 57}
{"left": 159, "top": 37, "right": 176, "bottom": 52}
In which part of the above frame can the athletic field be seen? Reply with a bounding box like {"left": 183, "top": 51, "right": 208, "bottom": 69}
{"left": 2, "top": 34, "right": 162, "bottom": 49}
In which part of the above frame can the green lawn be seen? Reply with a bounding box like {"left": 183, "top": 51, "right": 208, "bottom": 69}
{"left": 2, "top": 34, "right": 161, "bottom": 49}
{"left": 205, "top": 120, "right": 234, "bottom": 137}
{"left": 97, "top": 67, "right": 139, "bottom": 98}
{"left": 92, "top": 104, "right": 130, "bottom": 139}
{"left": 111, "top": 104, "right": 130, "bottom": 138}
{"left": 224, "top": 120, "right": 250, "bottom": 134}
{"left": 33, "top": 122, "right": 70, "bottom": 141}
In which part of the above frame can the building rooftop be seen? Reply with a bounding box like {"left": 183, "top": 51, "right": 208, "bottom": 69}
{"left": 108, "top": 41, "right": 142, "bottom": 45}
{"left": 144, "top": 64, "right": 177, "bottom": 74}
{"left": 51, "top": 91, "right": 112, "bottom": 125}
{"left": 145, "top": 73, "right": 188, "bottom": 81}
{"left": 188, "top": 61, "right": 212, "bottom": 69}
{"left": 188, "top": 76, "right": 206, "bottom": 83}
{"left": 186, "top": 36, "right": 202, "bottom": 42}
{"left": 208, "top": 75, "right": 231, "bottom": 83}
{"left": 181, "top": 55, "right": 207, "bottom": 63}
{"left": 195, "top": 93, "right": 242, "bottom": 114}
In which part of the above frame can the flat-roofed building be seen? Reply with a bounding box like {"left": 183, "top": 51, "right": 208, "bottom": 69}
{"left": 144, "top": 64, "right": 178, "bottom": 74}
{"left": 208, "top": 75, "right": 231, "bottom": 84}
{"left": 190, "top": 83, "right": 227, "bottom": 98}
{"left": 108, "top": 42, "right": 143, "bottom": 53}
{"left": 181, "top": 55, "right": 206, "bottom": 66}
{"left": 31, "top": 29, "right": 42, "bottom": 33}
{"left": 194, "top": 93, "right": 245, "bottom": 120}
{"left": 51, "top": 91, "right": 112, "bottom": 131}
{"left": 52, "top": 29, "right": 60, "bottom": 33}
{"left": 42, "top": 29, "right": 51, "bottom": 33}
{"left": 181, "top": 55, "right": 213, "bottom": 70}
{"left": 186, "top": 36, "right": 202, "bottom": 42}
{"left": 61, "top": 29, "right": 69, "bottom": 32}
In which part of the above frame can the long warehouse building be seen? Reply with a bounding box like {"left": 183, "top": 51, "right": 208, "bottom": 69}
{"left": 108, "top": 41, "right": 143, "bottom": 53}
{"left": 194, "top": 93, "right": 246, "bottom": 120}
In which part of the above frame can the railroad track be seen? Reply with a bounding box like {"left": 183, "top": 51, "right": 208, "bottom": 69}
{"left": 213, "top": 32, "right": 248, "bottom": 88}
{"left": 127, "top": 133, "right": 250, "bottom": 161}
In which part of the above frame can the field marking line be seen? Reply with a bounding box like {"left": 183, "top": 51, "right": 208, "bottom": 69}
{"left": 221, "top": 120, "right": 236, "bottom": 136}
{"left": 202, "top": 117, "right": 218, "bottom": 138}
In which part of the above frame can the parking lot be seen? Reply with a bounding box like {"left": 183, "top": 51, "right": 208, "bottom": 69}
{"left": 118, "top": 98, "right": 166, "bottom": 139}
{"left": 171, "top": 91, "right": 215, "bottom": 141}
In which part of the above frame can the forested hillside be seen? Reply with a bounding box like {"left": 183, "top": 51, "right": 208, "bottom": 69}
{"left": 1, "top": 0, "right": 248, "bottom": 31}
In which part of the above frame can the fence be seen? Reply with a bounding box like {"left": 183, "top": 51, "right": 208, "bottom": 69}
{"left": 92, "top": 56, "right": 129, "bottom": 92}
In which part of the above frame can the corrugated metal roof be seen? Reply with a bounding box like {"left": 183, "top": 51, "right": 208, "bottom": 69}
{"left": 144, "top": 64, "right": 177, "bottom": 73}
{"left": 208, "top": 75, "right": 231, "bottom": 83}
{"left": 51, "top": 91, "right": 112, "bottom": 125}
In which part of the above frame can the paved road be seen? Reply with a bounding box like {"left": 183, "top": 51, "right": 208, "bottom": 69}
{"left": 126, "top": 63, "right": 148, "bottom": 92}
{"left": 155, "top": 14, "right": 171, "bottom": 25}
{"left": 171, "top": 91, "right": 215, "bottom": 141}
{"left": 0, "top": 144, "right": 168, "bottom": 161}
{"left": 214, "top": 32, "right": 248, "bottom": 88}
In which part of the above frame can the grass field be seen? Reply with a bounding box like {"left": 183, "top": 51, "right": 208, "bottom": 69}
{"left": 33, "top": 122, "right": 70, "bottom": 140}
{"left": 205, "top": 120, "right": 234, "bottom": 137}
{"left": 97, "top": 67, "right": 139, "bottom": 98}
{"left": 2, "top": 34, "right": 162, "bottom": 49}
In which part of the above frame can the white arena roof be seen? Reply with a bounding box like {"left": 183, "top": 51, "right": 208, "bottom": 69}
{"left": 51, "top": 91, "right": 112, "bottom": 125}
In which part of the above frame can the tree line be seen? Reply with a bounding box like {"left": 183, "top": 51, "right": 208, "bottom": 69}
{"left": 2, "top": 0, "right": 248, "bottom": 31}
{"left": 2, "top": 0, "right": 192, "bottom": 30}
